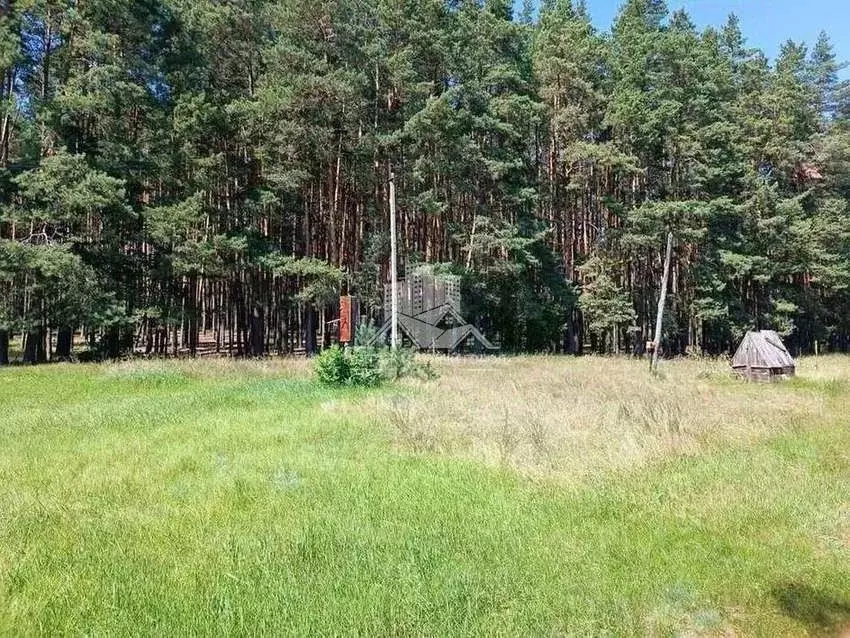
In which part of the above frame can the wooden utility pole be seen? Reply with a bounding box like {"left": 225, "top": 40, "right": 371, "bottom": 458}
{"left": 652, "top": 231, "right": 674, "bottom": 372}
{"left": 389, "top": 169, "right": 399, "bottom": 349}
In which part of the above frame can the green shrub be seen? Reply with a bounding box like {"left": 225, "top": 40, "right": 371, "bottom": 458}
{"left": 315, "top": 344, "right": 383, "bottom": 387}
{"left": 382, "top": 347, "right": 439, "bottom": 381}
{"left": 349, "top": 347, "right": 383, "bottom": 387}
{"left": 354, "top": 321, "right": 380, "bottom": 347}
{"left": 315, "top": 345, "right": 351, "bottom": 386}
{"left": 315, "top": 344, "right": 438, "bottom": 387}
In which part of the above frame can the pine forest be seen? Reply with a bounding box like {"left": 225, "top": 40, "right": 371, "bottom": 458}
{"left": 2, "top": 0, "right": 850, "bottom": 363}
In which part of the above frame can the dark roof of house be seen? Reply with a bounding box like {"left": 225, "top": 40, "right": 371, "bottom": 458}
{"left": 372, "top": 304, "right": 497, "bottom": 351}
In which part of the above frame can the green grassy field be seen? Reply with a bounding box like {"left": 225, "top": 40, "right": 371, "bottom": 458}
{"left": 1, "top": 358, "right": 849, "bottom": 636}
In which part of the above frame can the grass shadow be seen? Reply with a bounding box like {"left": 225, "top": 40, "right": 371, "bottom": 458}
{"left": 772, "top": 583, "right": 850, "bottom": 635}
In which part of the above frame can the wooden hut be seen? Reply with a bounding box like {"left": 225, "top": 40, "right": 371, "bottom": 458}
{"left": 731, "top": 330, "right": 796, "bottom": 382}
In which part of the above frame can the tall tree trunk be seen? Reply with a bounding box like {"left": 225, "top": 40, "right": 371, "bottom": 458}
{"left": 56, "top": 327, "right": 73, "bottom": 361}
{"left": 187, "top": 275, "right": 199, "bottom": 356}
{"left": 105, "top": 326, "right": 123, "bottom": 360}
{"left": 0, "top": 330, "right": 8, "bottom": 365}
{"left": 23, "top": 328, "right": 46, "bottom": 365}
{"left": 652, "top": 232, "right": 674, "bottom": 372}
{"left": 248, "top": 304, "right": 265, "bottom": 357}
{"left": 303, "top": 306, "right": 317, "bottom": 356}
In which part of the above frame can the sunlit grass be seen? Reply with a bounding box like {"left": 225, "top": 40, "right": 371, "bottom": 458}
{"left": 378, "top": 355, "right": 849, "bottom": 479}
{"left": 1, "top": 357, "right": 848, "bottom": 635}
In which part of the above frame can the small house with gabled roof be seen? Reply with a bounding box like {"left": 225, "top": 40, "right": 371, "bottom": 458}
{"left": 372, "top": 274, "right": 497, "bottom": 353}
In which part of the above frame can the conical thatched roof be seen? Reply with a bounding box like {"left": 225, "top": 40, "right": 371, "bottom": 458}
{"left": 732, "top": 330, "right": 795, "bottom": 370}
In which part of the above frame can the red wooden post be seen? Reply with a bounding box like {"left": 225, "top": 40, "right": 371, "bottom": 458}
{"left": 340, "top": 296, "right": 353, "bottom": 344}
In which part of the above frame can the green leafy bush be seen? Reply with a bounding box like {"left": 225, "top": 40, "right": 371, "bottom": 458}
{"left": 315, "top": 344, "right": 383, "bottom": 387}
{"left": 349, "top": 347, "right": 383, "bottom": 387}
{"left": 382, "top": 347, "right": 439, "bottom": 382}
{"left": 354, "top": 321, "right": 379, "bottom": 347}
{"left": 315, "top": 344, "right": 438, "bottom": 387}
{"left": 315, "top": 345, "right": 351, "bottom": 386}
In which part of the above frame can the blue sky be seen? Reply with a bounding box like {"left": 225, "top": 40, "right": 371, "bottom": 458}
{"left": 528, "top": 1, "right": 850, "bottom": 77}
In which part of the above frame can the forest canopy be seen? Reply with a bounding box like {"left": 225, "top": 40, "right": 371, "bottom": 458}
{"left": 1, "top": 0, "right": 849, "bottom": 362}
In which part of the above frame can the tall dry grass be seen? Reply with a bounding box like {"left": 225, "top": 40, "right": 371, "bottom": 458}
{"left": 376, "top": 355, "right": 849, "bottom": 480}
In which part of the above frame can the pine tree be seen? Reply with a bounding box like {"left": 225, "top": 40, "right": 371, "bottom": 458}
{"left": 0, "top": 0, "right": 848, "bottom": 361}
